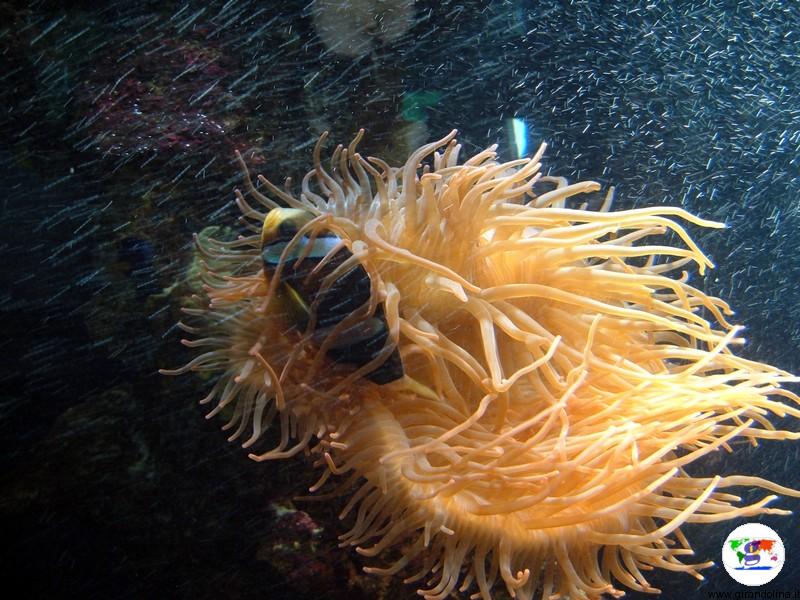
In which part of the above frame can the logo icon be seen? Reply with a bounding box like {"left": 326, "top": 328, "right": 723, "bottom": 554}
{"left": 722, "top": 522, "right": 784, "bottom": 586}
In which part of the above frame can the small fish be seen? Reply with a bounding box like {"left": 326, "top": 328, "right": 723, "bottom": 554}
{"left": 261, "top": 208, "right": 403, "bottom": 384}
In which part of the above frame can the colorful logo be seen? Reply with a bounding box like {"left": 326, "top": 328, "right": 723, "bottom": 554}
{"left": 722, "top": 523, "right": 785, "bottom": 586}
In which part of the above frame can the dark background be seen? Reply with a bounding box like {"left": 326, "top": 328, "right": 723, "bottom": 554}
{"left": 1, "top": 1, "right": 798, "bottom": 598}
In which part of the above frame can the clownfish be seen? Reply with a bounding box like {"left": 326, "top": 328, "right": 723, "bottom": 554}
{"left": 260, "top": 208, "right": 403, "bottom": 385}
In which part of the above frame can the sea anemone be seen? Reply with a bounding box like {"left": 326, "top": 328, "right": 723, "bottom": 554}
{"left": 163, "top": 129, "right": 800, "bottom": 599}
